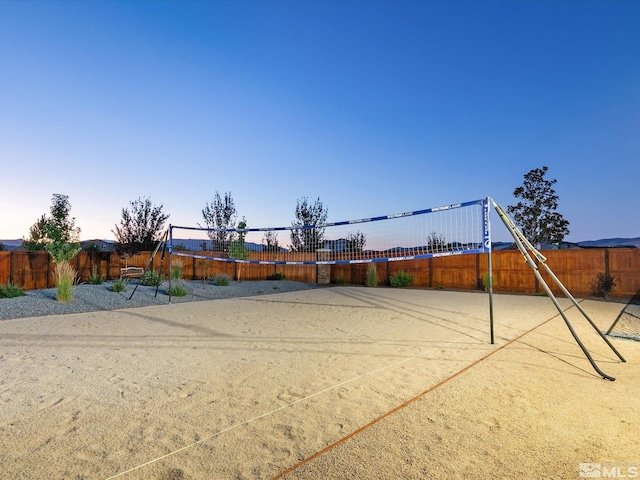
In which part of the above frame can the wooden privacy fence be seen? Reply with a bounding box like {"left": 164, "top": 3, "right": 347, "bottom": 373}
{"left": 0, "top": 251, "right": 318, "bottom": 291}
{"left": 331, "top": 249, "right": 640, "bottom": 299}
{"left": 0, "top": 249, "right": 638, "bottom": 299}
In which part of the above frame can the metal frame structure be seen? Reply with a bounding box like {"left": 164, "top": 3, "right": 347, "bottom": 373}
{"left": 492, "top": 200, "right": 625, "bottom": 380}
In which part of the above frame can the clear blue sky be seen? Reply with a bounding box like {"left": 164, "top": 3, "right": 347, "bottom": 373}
{"left": 1, "top": 0, "right": 638, "bottom": 243}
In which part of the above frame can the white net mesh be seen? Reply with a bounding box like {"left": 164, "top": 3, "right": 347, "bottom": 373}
{"left": 170, "top": 198, "right": 490, "bottom": 265}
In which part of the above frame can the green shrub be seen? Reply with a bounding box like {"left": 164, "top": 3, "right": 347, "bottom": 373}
{"left": 589, "top": 273, "right": 616, "bottom": 298}
{"left": 211, "top": 274, "right": 230, "bottom": 286}
{"left": 335, "top": 276, "right": 346, "bottom": 285}
{"left": 168, "top": 283, "right": 188, "bottom": 297}
{"left": 480, "top": 273, "right": 492, "bottom": 292}
{"left": 141, "top": 270, "right": 163, "bottom": 286}
{"left": 366, "top": 263, "right": 378, "bottom": 287}
{"left": 110, "top": 277, "right": 126, "bottom": 293}
{"left": 55, "top": 262, "right": 77, "bottom": 302}
{"left": 0, "top": 283, "right": 25, "bottom": 298}
{"left": 266, "top": 272, "right": 286, "bottom": 281}
{"left": 170, "top": 259, "right": 184, "bottom": 282}
{"left": 389, "top": 270, "right": 413, "bottom": 288}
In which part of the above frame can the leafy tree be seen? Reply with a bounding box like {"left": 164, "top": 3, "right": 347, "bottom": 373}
{"left": 201, "top": 191, "right": 237, "bottom": 251}
{"left": 23, "top": 194, "right": 81, "bottom": 262}
{"left": 229, "top": 217, "right": 250, "bottom": 281}
{"left": 44, "top": 194, "right": 82, "bottom": 263}
{"left": 507, "top": 166, "right": 570, "bottom": 246}
{"left": 228, "top": 217, "right": 250, "bottom": 261}
{"left": 22, "top": 214, "right": 50, "bottom": 250}
{"left": 345, "top": 231, "right": 366, "bottom": 253}
{"left": 290, "top": 197, "right": 328, "bottom": 252}
{"left": 112, "top": 197, "right": 169, "bottom": 256}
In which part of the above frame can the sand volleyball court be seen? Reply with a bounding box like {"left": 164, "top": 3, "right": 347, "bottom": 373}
{"left": 0, "top": 286, "right": 637, "bottom": 479}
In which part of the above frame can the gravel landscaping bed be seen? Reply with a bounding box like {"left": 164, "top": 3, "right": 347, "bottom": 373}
{"left": 0, "top": 280, "right": 322, "bottom": 321}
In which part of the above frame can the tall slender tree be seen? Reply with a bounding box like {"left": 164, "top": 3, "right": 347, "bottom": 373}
{"left": 262, "top": 231, "right": 280, "bottom": 252}
{"left": 290, "top": 197, "right": 328, "bottom": 252}
{"left": 201, "top": 191, "right": 237, "bottom": 251}
{"left": 44, "top": 194, "right": 82, "bottom": 263}
{"left": 229, "top": 217, "right": 250, "bottom": 281}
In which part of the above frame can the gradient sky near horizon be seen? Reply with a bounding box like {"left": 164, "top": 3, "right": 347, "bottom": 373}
{"left": 1, "top": 0, "right": 638, "bottom": 244}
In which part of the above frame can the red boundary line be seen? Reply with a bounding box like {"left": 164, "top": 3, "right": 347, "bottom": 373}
{"left": 271, "top": 310, "right": 565, "bottom": 480}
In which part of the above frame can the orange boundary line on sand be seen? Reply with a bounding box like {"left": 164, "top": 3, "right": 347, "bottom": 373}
{"left": 271, "top": 309, "right": 567, "bottom": 480}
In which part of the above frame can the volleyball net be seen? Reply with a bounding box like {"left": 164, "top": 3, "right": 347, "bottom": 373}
{"left": 168, "top": 198, "right": 491, "bottom": 266}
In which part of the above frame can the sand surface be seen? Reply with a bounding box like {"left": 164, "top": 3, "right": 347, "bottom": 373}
{"left": 0, "top": 286, "right": 637, "bottom": 479}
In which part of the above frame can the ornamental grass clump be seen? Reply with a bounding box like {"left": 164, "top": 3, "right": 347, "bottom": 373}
{"left": 170, "top": 259, "right": 184, "bottom": 282}
{"left": 480, "top": 273, "right": 493, "bottom": 292}
{"left": 168, "top": 283, "right": 188, "bottom": 297}
{"left": 55, "top": 262, "right": 78, "bottom": 302}
{"left": 366, "top": 263, "right": 378, "bottom": 287}
{"left": 211, "top": 274, "right": 230, "bottom": 286}
{"left": 168, "top": 259, "right": 187, "bottom": 296}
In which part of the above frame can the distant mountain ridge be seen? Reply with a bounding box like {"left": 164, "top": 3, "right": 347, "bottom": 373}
{"left": 493, "top": 237, "right": 640, "bottom": 250}
{"left": 577, "top": 237, "right": 640, "bottom": 248}
{"left": 0, "top": 239, "right": 23, "bottom": 250}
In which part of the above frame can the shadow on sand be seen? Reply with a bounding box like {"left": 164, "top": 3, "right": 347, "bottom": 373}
{"left": 605, "top": 289, "right": 640, "bottom": 341}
